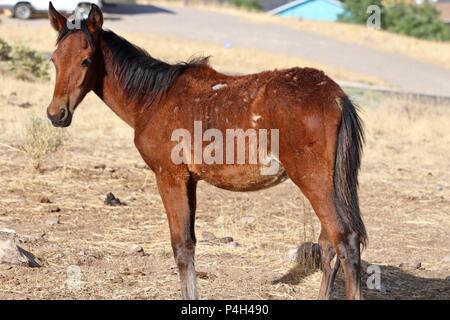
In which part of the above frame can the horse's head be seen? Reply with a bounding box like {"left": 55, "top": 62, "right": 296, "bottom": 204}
{"left": 47, "top": 2, "right": 103, "bottom": 127}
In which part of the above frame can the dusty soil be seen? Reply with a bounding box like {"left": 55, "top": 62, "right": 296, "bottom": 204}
{"left": 0, "top": 71, "right": 449, "bottom": 299}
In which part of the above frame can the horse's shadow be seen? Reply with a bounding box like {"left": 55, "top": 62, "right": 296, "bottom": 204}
{"left": 273, "top": 242, "right": 450, "bottom": 299}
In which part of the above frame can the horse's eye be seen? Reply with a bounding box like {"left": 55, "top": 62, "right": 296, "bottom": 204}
{"left": 81, "top": 58, "right": 91, "bottom": 67}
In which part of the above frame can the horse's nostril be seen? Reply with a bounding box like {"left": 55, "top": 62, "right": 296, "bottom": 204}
{"left": 58, "top": 108, "right": 67, "bottom": 121}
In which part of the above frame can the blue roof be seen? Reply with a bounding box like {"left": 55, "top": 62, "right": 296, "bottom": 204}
{"left": 268, "top": 0, "right": 343, "bottom": 16}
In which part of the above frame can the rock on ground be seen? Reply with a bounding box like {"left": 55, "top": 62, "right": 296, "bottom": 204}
{"left": 399, "top": 261, "right": 422, "bottom": 271}
{"left": 0, "top": 238, "right": 41, "bottom": 268}
{"left": 240, "top": 216, "right": 256, "bottom": 226}
{"left": 201, "top": 231, "right": 216, "bottom": 242}
{"left": 129, "top": 244, "right": 145, "bottom": 256}
{"left": 105, "top": 193, "right": 126, "bottom": 206}
{"left": 46, "top": 216, "right": 60, "bottom": 226}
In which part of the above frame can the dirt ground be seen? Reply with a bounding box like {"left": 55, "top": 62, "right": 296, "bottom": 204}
{"left": 0, "top": 67, "right": 449, "bottom": 299}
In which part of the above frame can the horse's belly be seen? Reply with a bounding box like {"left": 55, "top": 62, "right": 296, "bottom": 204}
{"left": 190, "top": 163, "right": 288, "bottom": 192}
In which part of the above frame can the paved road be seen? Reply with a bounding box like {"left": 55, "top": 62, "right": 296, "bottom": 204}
{"left": 4, "top": 3, "right": 450, "bottom": 96}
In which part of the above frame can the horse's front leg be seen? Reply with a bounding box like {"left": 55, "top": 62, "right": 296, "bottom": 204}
{"left": 156, "top": 171, "right": 198, "bottom": 300}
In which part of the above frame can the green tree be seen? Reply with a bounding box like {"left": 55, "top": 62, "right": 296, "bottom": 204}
{"left": 339, "top": 0, "right": 450, "bottom": 41}
{"left": 338, "top": 0, "right": 384, "bottom": 25}
{"left": 384, "top": 2, "right": 450, "bottom": 41}
{"left": 228, "top": 0, "right": 261, "bottom": 11}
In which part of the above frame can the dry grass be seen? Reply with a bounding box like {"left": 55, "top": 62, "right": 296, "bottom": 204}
{"left": 0, "top": 70, "right": 449, "bottom": 299}
{"left": 0, "top": 24, "right": 385, "bottom": 86}
{"left": 19, "top": 116, "right": 65, "bottom": 166}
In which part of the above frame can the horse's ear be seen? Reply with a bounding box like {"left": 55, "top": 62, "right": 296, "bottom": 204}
{"left": 86, "top": 4, "right": 103, "bottom": 34}
{"left": 48, "top": 2, "right": 67, "bottom": 32}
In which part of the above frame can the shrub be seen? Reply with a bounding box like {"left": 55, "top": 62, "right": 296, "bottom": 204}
{"left": 0, "top": 37, "right": 49, "bottom": 80}
{"left": 339, "top": 0, "right": 450, "bottom": 41}
{"left": 339, "top": 0, "right": 384, "bottom": 25}
{"left": 11, "top": 44, "right": 50, "bottom": 79}
{"left": 20, "top": 117, "right": 65, "bottom": 165}
{"left": 227, "top": 0, "right": 261, "bottom": 11}
{"left": 0, "top": 37, "right": 12, "bottom": 60}
{"left": 384, "top": 2, "right": 450, "bottom": 41}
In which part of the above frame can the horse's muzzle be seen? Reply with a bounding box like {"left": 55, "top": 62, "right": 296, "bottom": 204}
{"left": 47, "top": 106, "right": 72, "bottom": 127}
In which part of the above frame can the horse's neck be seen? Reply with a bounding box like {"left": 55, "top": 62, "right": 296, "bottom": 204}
{"left": 93, "top": 42, "right": 142, "bottom": 129}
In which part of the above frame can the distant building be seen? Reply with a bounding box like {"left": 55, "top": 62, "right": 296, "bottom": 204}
{"left": 259, "top": 0, "right": 292, "bottom": 11}
{"left": 267, "top": 0, "right": 344, "bottom": 21}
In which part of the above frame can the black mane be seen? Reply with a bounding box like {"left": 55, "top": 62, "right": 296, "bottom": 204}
{"left": 57, "top": 21, "right": 207, "bottom": 107}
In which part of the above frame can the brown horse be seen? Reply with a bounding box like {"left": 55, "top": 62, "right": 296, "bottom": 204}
{"left": 47, "top": 3, "right": 367, "bottom": 300}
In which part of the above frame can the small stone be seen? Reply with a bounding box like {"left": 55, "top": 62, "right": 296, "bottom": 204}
{"left": 130, "top": 244, "right": 144, "bottom": 256}
{"left": 0, "top": 239, "right": 41, "bottom": 267}
{"left": 18, "top": 102, "right": 32, "bottom": 109}
{"left": 39, "top": 196, "right": 52, "bottom": 204}
{"left": 399, "top": 261, "right": 422, "bottom": 271}
{"left": 110, "top": 275, "right": 124, "bottom": 283}
{"left": 445, "top": 276, "right": 450, "bottom": 281}
{"left": 196, "top": 271, "right": 209, "bottom": 279}
{"left": 218, "top": 237, "right": 234, "bottom": 244}
{"left": 94, "top": 164, "right": 106, "bottom": 170}
{"left": 226, "top": 241, "right": 238, "bottom": 248}
{"left": 240, "top": 215, "right": 256, "bottom": 226}
{"left": 435, "top": 184, "right": 444, "bottom": 191}
{"left": 105, "top": 193, "right": 125, "bottom": 206}
{"left": 46, "top": 217, "right": 60, "bottom": 226}
{"left": 49, "top": 206, "right": 61, "bottom": 213}
{"left": 201, "top": 231, "right": 216, "bottom": 242}
{"left": 0, "top": 229, "right": 17, "bottom": 240}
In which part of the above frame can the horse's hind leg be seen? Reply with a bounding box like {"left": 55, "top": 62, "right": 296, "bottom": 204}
{"left": 155, "top": 171, "right": 198, "bottom": 300}
{"left": 283, "top": 159, "right": 362, "bottom": 300}
{"left": 318, "top": 228, "right": 340, "bottom": 299}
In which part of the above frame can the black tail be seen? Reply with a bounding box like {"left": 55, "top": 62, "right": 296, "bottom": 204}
{"left": 333, "top": 96, "right": 368, "bottom": 247}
